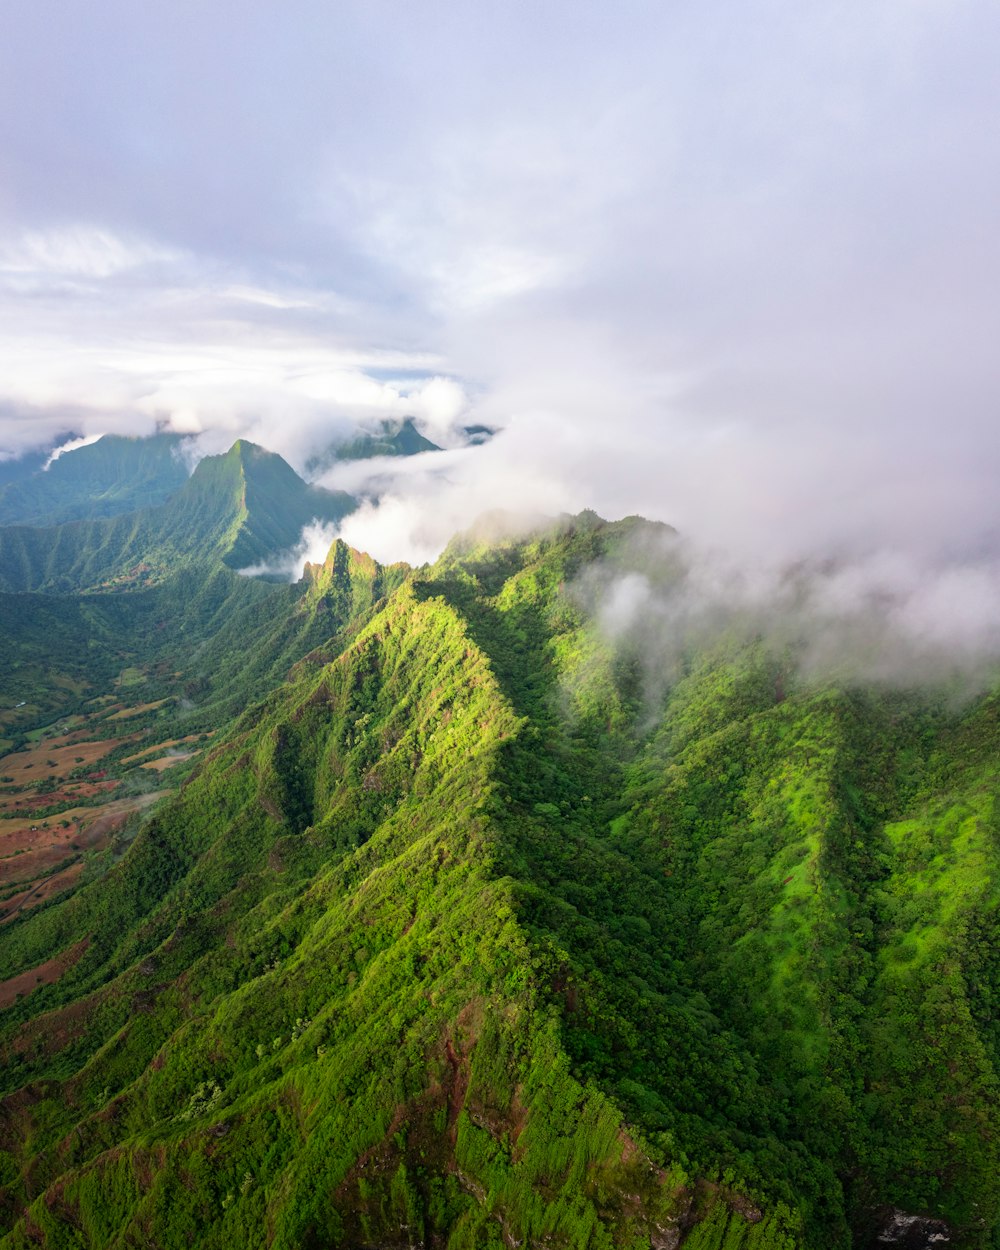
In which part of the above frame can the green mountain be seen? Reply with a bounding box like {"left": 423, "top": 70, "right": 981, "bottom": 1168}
{"left": 0, "top": 434, "right": 191, "bottom": 528}
{"left": 1, "top": 511, "right": 998, "bottom": 1248}
{"left": 0, "top": 441, "right": 356, "bottom": 594}
{"left": 306, "top": 418, "right": 441, "bottom": 476}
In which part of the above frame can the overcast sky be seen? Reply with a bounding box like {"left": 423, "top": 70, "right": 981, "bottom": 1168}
{"left": 1, "top": 0, "right": 998, "bottom": 567}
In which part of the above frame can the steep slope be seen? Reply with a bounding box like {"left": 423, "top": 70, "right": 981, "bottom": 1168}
{"left": 0, "top": 514, "right": 998, "bottom": 1248}
{"left": 0, "top": 569, "right": 713, "bottom": 1250}
{"left": 0, "top": 434, "right": 190, "bottom": 528}
{"left": 0, "top": 441, "right": 356, "bottom": 594}
{"left": 0, "top": 540, "right": 403, "bottom": 745}
{"left": 162, "top": 538, "right": 409, "bottom": 731}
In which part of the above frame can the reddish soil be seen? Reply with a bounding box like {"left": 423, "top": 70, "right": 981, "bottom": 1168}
{"left": 0, "top": 862, "right": 86, "bottom": 923}
{"left": 0, "top": 840, "right": 80, "bottom": 887}
{"left": 0, "top": 791, "right": 165, "bottom": 921}
{"left": 0, "top": 693, "right": 179, "bottom": 929}
{"left": 0, "top": 937, "right": 89, "bottom": 1009}
{"left": 0, "top": 734, "right": 140, "bottom": 785}
{"left": 0, "top": 800, "right": 116, "bottom": 852}
{"left": 0, "top": 781, "right": 119, "bottom": 818}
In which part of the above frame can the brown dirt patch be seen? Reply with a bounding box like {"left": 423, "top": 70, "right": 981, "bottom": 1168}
{"left": 0, "top": 862, "right": 86, "bottom": 923}
{"left": 0, "top": 791, "right": 166, "bottom": 920}
{"left": 108, "top": 700, "right": 170, "bottom": 721}
{"left": 0, "top": 841, "right": 79, "bottom": 888}
{"left": 0, "top": 799, "right": 117, "bottom": 852}
{"left": 0, "top": 781, "right": 119, "bottom": 819}
{"left": 121, "top": 736, "right": 200, "bottom": 765}
{"left": 0, "top": 735, "right": 140, "bottom": 785}
{"left": 0, "top": 938, "right": 89, "bottom": 1009}
{"left": 140, "top": 752, "right": 196, "bottom": 772}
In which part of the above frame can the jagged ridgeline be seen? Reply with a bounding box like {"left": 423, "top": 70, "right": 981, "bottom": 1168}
{"left": 1, "top": 514, "right": 999, "bottom": 1249}
{"left": 0, "top": 441, "right": 355, "bottom": 594}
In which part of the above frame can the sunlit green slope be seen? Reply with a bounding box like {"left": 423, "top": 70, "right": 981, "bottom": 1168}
{"left": 0, "top": 513, "right": 998, "bottom": 1249}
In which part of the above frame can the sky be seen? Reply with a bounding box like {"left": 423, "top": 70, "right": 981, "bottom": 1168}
{"left": 1, "top": 0, "right": 998, "bottom": 570}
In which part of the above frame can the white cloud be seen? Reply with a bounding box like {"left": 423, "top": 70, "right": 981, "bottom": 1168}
{"left": 404, "top": 377, "right": 469, "bottom": 444}
{"left": 0, "top": 265, "right": 468, "bottom": 467}
{"left": 333, "top": 422, "right": 578, "bottom": 565}
{"left": 0, "top": 0, "right": 998, "bottom": 632}
{"left": 236, "top": 519, "right": 343, "bottom": 581}
{"left": 43, "top": 432, "right": 105, "bottom": 469}
{"left": 575, "top": 535, "right": 1000, "bottom": 696}
{"left": 0, "top": 226, "right": 179, "bottom": 280}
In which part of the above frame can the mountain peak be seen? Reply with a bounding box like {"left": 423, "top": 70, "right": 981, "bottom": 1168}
{"left": 0, "top": 439, "right": 358, "bottom": 592}
{"left": 227, "top": 437, "right": 266, "bottom": 460}
{"left": 176, "top": 443, "right": 356, "bottom": 571}
{"left": 305, "top": 417, "right": 442, "bottom": 476}
{"left": 188, "top": 440, "right": 299, "bottom": 489}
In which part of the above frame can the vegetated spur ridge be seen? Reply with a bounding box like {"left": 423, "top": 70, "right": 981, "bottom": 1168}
{"left": 0, "top": 511, "right": 997, "bottom": 1249}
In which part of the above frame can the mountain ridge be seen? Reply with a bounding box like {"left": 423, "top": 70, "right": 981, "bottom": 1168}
{"left": 317, "top": 416, "right": 441, "bottom": 466}
{"left": 0, "top": 512, "right": 998, "bottom": 1246}
{"left": 0, "top": 440, "right": 356, "bottom": 594}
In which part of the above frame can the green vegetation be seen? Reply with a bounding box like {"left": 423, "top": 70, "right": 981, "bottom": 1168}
{"left": 0, "top": 494, "right": 999, "bottom": 1248}
{"left": 306, "top": 417, "right": 441, "bottom": 474}
{"left": 0, "top": 434, "right": 190, "bottom": 528}
{"left": 0, "top": 440, "right": 355, "bottom": 594}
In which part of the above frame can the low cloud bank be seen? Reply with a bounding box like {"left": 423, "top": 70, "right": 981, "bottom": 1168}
{"left": 43, "top": 433, "right": 104, "bottom": 468}
{"left": 236, "top": 520, "right": 342, "bottom": 582}
{"left": 572, "top": 526, "right": 1000, "bottom": 700}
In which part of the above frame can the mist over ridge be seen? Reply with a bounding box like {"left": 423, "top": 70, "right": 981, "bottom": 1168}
{"left": 1, "top": 1, "right": 997, "bottom": 628}
{"left": 4, "top": 413, "right": 998, "bottom": 692}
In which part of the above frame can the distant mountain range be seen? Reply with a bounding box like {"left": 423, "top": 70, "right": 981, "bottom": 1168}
{"left": 0, "top": 416, "right": 460, "bottom": 534}
{"left": 305, "top": 417, "right": 496, "bottom": 476}
{"left": 309, "top": 416, "right": 442, "bottom": 471}
{"left": 0, "top": 440, "right": 355, "bottom": 594}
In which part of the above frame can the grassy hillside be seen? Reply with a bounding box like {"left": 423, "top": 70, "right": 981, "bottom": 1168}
{"left": 0, "top": 540, "right": 408, "bottom": 752}
{"left": 0, "top": 514, "right": 998, "bottom": 1248}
